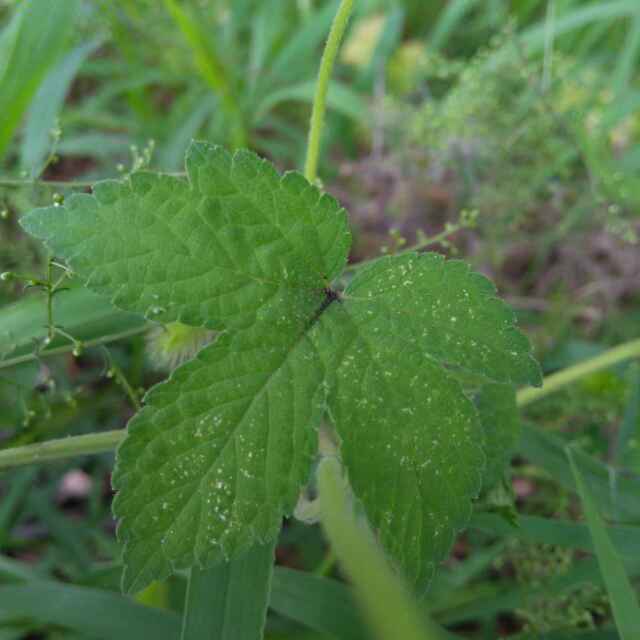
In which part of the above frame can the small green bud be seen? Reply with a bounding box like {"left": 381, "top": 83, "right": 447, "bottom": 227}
{"left": 147, "top": 322, "right": 215, "bottom": 371}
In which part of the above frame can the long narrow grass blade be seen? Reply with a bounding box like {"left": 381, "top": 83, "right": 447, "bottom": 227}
{"left": 181, "top": 541, "right": 275, "bottom": 640}
{"left": 568, "top": 446, "right": 640, "bottom": 639}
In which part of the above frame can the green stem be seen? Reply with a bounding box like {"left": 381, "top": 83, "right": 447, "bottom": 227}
{"left": 0, "top": 178, "right": 95, "bottom": 190}
{"left": 0, "top": 325, "right": 148, "bottom": 371}
{"left": 304, "top": 0, "right": 355, "bottom": 183}
{"left": 517, "top": 338, "right": 640, "bottom": 407}
{"left": 0, "top": 173, "right": 186, "bottom": 191}
{"left": 0, "top": 430, "right": 122, "bottom": 471}
{"left": 317, "top": 457, "right": 447, "bottom": 640}
{"left": 343, "top": 222, "right": 465, "bottom": 274}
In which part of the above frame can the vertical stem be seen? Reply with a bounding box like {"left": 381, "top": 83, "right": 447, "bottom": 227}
{"left": 46, "top": 259, "right": 54, "bottom": 341}
{"left": 317, "top": 457, "right": 447, "bottom": 640}
{"left": 181, "top": 541, "right": 276, "bottom": 640}
{"left": 542, "top": 0, "right": 556, "bottom": 91}
{"left": 304, "top": 0, "right": 355, "bottom": 183}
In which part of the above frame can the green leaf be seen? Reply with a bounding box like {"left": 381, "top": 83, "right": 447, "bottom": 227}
{"left": 21, "top": 39, "right": 101, "bottom": 176}
{"left": 318, "top": 321, "right": 484, "bottom": 587}
{"left": 270, "top": 568, "right": 367, "bottom": 640}
{"left": 21, "top": 143, "right": 351, "bottom": 332}
{"left": 0, "top": 0, "right": 79, "bottom": 159}
{"left": 568, "top": 446, "right": 640, "bottom": 639}
{"left": 112, "top": 322, "right": 327, "bottom": 593}
{"left": 181, "top": 541, "right": 275, "bottom": 640}
{"left": 313, "top": 253, "right": 539, "bottom": 586}
{"left": 475, "top": 383, "right": 520, "bottom": 489}
{"left": 331, "top": 253, "right": 541, "bottom": 388}
{"left": 21, "top": 143, "right": 539, "bottom": 593}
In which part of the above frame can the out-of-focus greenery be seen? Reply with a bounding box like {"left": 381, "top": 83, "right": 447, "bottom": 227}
{"left": 1, "top": 1, "right": 639, "bottom": 638}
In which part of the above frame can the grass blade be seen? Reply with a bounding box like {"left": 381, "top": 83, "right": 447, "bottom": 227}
{"left": 433, "top": 556, "right": 640, "bottom": 626}
{"left": 568, "top": 446, "right": 640, "bottom": 638}
{"left": 270, "top": 568, "right": 367, "bottom": 640}
{"left": 163, "top": 0, "right": 246, "bottom": 148}
{"left": 181, "top": 541, "right": 275, "bottom": 640}
{"left": 472, "top": 513, "right": 640, "bottom": 559}
{"left": 521, "top": 1, "right": 637, "bottom": 51}
{"left": 430, "top": 0, "right": 479, "bottom": 51}
{"left": 0, "top": 581, "right": 180, "bottom": 639}
{"left": 20, "top": 39, "right": 102, "bottom": 177}
{"left": 265, "top": 1, "right": 338, "bottom": 87}
{"left": 615, "top": 364, "right": 640, "bottom": 467}
{"left": 254, "top": 80, "right": 367, "bottom": 125}
{"left": 0, "top": 0, "right": 80, "bottom": 159}
{"left": 0, "top": 468, "right": 37, "bottom": 546}
{"left": 518, "top": 424, "right": 640, "bottom": 521}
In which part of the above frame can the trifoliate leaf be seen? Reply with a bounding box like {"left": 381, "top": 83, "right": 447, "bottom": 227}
{"left": 21, "top": 143, "right": 540, "bottom": 594}
{"left": 21, "top": 142, "right": 351, "bottom": 331}
{"left": 475, "top": 383, "right": 520, "bottom": 489}
{"left": 112, "top": 320, "right": 327, "bottom": 594}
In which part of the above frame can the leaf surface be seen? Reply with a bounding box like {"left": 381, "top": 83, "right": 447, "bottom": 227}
{"left": 337, "top": 253, "right": 541, "bottom": 387}
{"left": 315, "top": 317, "right": 479, "bottom": 586}
{"left": 21, "top": 145, "right": 540, "bottom": 593}
{"left": 112, "top": 320, "right": 326, "bottom": 593}
{"left": 475, "top": 383, "right": 520, "bottom": 488}
{"left": 313, "top": 253, "right": 539, "bottom": 585}
{"left": 21, "top": 142, "right": 351, "bottom": 331}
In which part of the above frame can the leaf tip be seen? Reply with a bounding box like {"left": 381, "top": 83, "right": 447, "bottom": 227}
{"left": 19, "top": 206, "right": 56, "bottom": 240}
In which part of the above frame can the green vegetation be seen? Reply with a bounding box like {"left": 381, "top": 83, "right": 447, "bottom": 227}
{"left": 1, "top": 1, "right": 639, "bottom": 638}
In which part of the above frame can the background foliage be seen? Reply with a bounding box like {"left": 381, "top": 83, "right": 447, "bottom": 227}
{"left": 1, "top": 0, "right": 639, "bottom": 638}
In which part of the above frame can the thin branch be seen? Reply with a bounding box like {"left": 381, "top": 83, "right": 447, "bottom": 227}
{"left": 0, "top": 325, "right": 149, "bottom": 371}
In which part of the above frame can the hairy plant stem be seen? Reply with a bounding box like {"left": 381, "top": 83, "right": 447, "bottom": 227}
{"left": 0, "top": 430, "right": 122, "bottom": 471}
{"left": 318, "top": 457, "right": 445, "bottom": 640}
{"left": 0, "top": 325, "right": 149, "bottom": 371}
{"left": 2, "top": 336, "right": 639, "bottom": 471}
{"left": 342, "top": 222, "right": 466, "bottom": 274}
{"left": 516, "top": 338, "right": 640, "bottom": 407}
{"left": 304, "top": 0, "right": 354, "bottom": 183}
